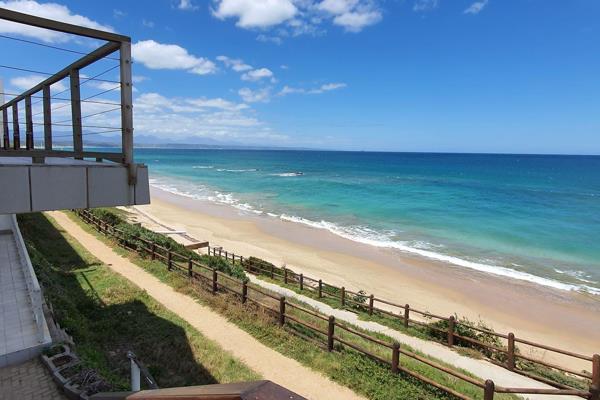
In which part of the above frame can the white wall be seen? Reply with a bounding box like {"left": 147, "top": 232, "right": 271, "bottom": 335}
{"left": 0, "top": 163, "right": 150, "bottom": 214}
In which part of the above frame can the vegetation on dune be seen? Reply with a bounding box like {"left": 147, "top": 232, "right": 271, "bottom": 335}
{"left": 69, "top": 209, "right": 523, "bottom": 400}
{"left": 86, "top": 208, "right": 247, "bottom": 281}
{"left": 18, "top": 212, "right": 259, "bottom": 393}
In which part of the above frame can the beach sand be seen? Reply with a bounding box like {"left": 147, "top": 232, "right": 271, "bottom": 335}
{"left": 133, "top": 186, "right": 600, "bottom": 370}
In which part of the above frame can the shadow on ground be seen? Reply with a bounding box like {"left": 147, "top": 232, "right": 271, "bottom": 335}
{"left": 18, "top": 213, "right": 218, "bottom": 390}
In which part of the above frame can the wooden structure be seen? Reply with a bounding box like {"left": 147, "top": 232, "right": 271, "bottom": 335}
{"left": 90, "top": 381, "right": 307, "bottom": 400}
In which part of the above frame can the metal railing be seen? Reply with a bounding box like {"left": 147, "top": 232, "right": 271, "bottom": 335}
{"left": 0, "top": 8, "right": 135, "bottom": 184}
{"left": 126, "top": 351, "right": 158, "bottom": 391}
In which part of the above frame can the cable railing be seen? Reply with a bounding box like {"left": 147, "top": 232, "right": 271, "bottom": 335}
{"left": 0, "top": 8, "right": 134, "bottom": 181}
{"left": 76, "top": 209, "right": 600, "bottom": 400}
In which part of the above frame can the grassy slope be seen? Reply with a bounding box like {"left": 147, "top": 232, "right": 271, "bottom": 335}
{"left": 18, "top": 212, "right": 259, "bottom": 390}
{"left": 67, "top": 211, "right": 521, "bottom": 400}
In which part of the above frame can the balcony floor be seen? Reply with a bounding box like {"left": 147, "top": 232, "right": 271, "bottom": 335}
{"left": 0, "top": 229, "right": 50, "bottom": 367}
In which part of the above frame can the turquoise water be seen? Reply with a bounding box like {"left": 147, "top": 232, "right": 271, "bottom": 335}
{"left": 135, "top": 149, "right": 600, "bottom": 294}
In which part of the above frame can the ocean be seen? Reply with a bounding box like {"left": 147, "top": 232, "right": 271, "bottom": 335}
{"left": 134, "top": 149, "right": 600, "bottom": 295}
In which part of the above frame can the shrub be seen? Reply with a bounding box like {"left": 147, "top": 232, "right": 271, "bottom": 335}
{"left": 428, "top": 315, "right": 504, "bottom": 359}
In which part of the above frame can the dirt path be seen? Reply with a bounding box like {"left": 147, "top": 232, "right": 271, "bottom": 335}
{"left": 49, "top": 211, "right": 366, "bottom": 400}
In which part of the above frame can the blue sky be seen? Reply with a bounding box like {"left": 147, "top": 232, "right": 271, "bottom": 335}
{"left": 0, "top": 0, "right": 599, "bottom": 154}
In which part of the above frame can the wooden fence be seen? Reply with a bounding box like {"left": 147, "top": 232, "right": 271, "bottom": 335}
{"left": 206, "top": 246, "right": 599, "bottom": 394}
{"left": 75, "top": 210, "right": 598, "bottom": 400}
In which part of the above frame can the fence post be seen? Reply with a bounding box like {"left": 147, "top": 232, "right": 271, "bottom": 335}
{"left": 483, "top": 379, "right": 495, "bottom": 400}
{"left": 318, "top": 280, "right": 323, "bottom": 298}
{"left": 279, "top": 296, "right": 286, "bottom": 326}
{"left": 284, "top": 268, "right": 288, "bottom": 284}
{"left": 270, "top": 264, "right": 274, "bottom": 279}
{"left": 212, "top": 269, "right": 218, "bottom": 294}
{"left": 188, "top": 258, "right": 193, "bottom": 277}
{"left": 299, "top": 274, "right": 304, "bottom": 290}
{"left": 591, "top": 354, "right": 600, "bottom": 400}
{"left": 151, "top": 243, "right": 156, "bottom": 260}
{"left": 242, "top": 281, "right": 248, "bottom": 304}
{"left": 368, "top": 295, "right": 374, "bottom": 315}
{"left": 42, "top": 85, "right": 52, "bottom": 150}
{"left": 447, "top": 315, "right": 455, "bottom": 347}
{"left": 167, "top": 250, "right": 172, "bottom": 271}
{"left": 507, "top": 333, "right": 515, "bottom": 371}
{"left": 392, "top": 342, "right": 400, "bottom": 373}
{"left": 341, "top": 287, "right": 346, "bottom": 307}
{"left": 327, "top": 316, "right": 335, "bottom": 352}
{"left": 25, "top": 95, "right": 33, "bottom": 149}
{"left": 404, "top": 304, "right": 410, "bottom": 328}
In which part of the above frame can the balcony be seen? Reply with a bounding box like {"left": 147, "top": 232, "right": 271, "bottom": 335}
{"left": 0, "top": 8, "right": 149, "bottom": 214}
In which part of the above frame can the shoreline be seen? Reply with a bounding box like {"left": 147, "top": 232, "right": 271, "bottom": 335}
{"left": 148, "top": 174, "right": 599, "bottom": 296}
{"left": 134, "top": 186, "right": 600, "bottom": 368}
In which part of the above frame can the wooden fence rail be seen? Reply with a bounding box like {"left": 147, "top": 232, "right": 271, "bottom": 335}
{"left": 75, "top": 210, "right": 598, "bottom": 400}
{"left": 204, "top": 242, "right": 598, "bottom": 390}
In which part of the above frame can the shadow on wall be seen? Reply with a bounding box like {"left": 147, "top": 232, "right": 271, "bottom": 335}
{"left": 18, "top": 212, "right": 218, "bottom": 390}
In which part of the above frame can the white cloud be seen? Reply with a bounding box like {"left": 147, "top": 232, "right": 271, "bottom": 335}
{"left": 132, "top": 91, "right": 285, "bottom": 142}
{"left": 178, "top": 0, "right": 199, "bottom": 11}
{"left": 0, "top": 0, "right": 114, "bottom": 43}
{"left": 464, "top": 0, "right": 488, "bottom": 14}
{"left": 132, "top": 40, "right": 217, "bottom": 75}
{"left": 333, "top": 10, "right": 381, "bottom": 32}
{"left": 256, "top": 34, "right": 283, "bottom": 45}
{"left": 113, "top": 9, "right": 126, "bottom": 18}
{"left": 319, "top": 82, "right": 347, "bottom": 92}
{"left": 239, "top": 87, "right": 271, "bottom": 103}
{"left": 10, "top": 74, "right": 67, "bottom": 92}
{"left": 279, "top": 82, "right": 346, "bottom": 95}
{"left": 317, "top": 0, "right": 359, "bottom": 15}
{"left": 212, "top": 0, "right": 382, "bottom": 34}
{"left": 413, "top": 0, "right": 438, "bottom": 12}
{"left": 142, "top": 19, "right": 155, "bottom": 28}
{"left": 88, "top": 80, "right": 121, "bottom": 91}
{"left": 187, "top": 97, "right": 249, "bottom": 111}
{"left": 216, "top": 55, "right": 253, "bottom": 72}
{"left": 212, "top": 0, "right": 298, "bottom": 28}
{"left": 241, "top": 68, "right": 274, "bottom": 82}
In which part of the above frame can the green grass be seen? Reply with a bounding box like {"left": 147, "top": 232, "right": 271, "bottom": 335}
{"left": 238, "top": 261, "right": 592, "bottom": 391}
{"left": 18, "top": 212, "right": 259, "bottom": 392}
{"left": 68, "top": 210, "right": 523, "bottom": 400}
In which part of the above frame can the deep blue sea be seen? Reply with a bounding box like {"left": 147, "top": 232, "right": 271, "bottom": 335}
{"left": 134, "top": 149, "right": 600, "bottom": 295}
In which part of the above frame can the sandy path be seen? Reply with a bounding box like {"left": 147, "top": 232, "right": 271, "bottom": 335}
{"left": 49, "top": 211, "right": 366, "bottom": 400}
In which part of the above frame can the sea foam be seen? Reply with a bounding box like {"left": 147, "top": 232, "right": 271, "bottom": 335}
{"left": 149, "top": 178, "right": 600, "bottom": 296}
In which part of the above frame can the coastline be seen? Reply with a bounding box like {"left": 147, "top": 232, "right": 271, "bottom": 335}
{"left": 135, "top": 186, "right": 600, "bottom": 368}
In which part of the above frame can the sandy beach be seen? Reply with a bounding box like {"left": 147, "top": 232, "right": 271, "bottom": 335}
{"left": 133, "top": 186, "right": 600, "bottom": 370}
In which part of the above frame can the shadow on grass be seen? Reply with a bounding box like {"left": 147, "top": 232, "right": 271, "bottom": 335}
{"left": 18, "top": 213, "right": 218, "bottom": 390}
